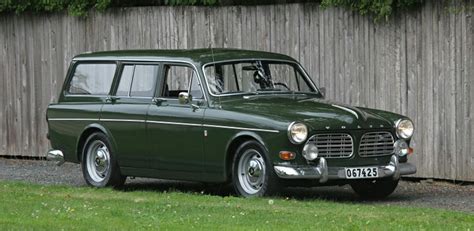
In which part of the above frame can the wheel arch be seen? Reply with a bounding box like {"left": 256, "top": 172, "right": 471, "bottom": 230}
{"left": 76, "top": 123, "right": 117, "bottom": 162}
{"left": 224, "top": 131, "right": 269, "bottom": 182}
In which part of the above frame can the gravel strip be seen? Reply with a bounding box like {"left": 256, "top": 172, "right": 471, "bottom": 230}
{"left": 1, "top": 158, "right": 473, "bottom": 213}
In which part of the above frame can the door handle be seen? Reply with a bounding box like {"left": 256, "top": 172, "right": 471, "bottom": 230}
{"left": 191, "top": 104, "right": 200, "bottom": 111}
{"left": 105, "top": 96, "right": 120, "bottom": 102}
{"left": 152, "top": 97, "right": 167, "bottom": 105}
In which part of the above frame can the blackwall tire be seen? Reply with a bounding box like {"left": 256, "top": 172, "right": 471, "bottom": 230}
{"left": 81, "top": 132, "right": 125, "bottom": 188}
{"left": 232, "top": 140, "right": 281, "bottom": 197}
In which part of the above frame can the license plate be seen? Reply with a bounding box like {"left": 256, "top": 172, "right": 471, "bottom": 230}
{"left": 345, "top": 167, "right": 378, "bottom": 179}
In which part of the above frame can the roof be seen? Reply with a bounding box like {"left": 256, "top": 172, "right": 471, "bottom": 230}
{"left": 73, "top": 48, "right": 296, "bottom": 65}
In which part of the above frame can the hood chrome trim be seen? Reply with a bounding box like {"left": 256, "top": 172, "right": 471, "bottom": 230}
{"left": 331, "top": 104, "right": 359, "bottom": 119}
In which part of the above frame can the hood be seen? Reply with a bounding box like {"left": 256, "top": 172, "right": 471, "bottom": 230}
{"left": 219, "top": 95, "right": 397, "bottom": 131}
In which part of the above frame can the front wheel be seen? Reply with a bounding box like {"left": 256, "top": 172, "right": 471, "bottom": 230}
{"left": 350, "top": 178, "right": 399, "bottom": 199}
{"left": 232, "top": 141, "right": 281, "bottom": 197}
{"left": 81, "top": 132, "right": 125, "bottom": 188}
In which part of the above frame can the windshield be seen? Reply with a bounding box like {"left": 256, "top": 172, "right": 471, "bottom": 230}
{"left": 204, "top": 60, "right": 317, "bottom": 95}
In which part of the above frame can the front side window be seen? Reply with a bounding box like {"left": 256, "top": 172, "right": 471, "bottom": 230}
{"left": 204, "top": 60, "right": 315, "bottom": 95}
{"left": 162, "top": 65, "right": 203, "bottom": 99}
{"left": 68, "top": 63, "right": 116, "bottom": 95}
{"left": 116, "top": 64, "right": 159, "bottom": 98}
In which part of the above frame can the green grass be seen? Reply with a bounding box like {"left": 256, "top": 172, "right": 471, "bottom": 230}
{"left": 0, "top": 181, "right": 472, "bottom": 230}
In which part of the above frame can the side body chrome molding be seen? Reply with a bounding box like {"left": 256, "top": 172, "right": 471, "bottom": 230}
{"left": 48, "top": 118, "right": 280, "bottom": 133}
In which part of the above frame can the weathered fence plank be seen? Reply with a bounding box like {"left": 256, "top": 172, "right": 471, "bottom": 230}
{"left": 0, "top": 2, "right": 472, "bottom": 181}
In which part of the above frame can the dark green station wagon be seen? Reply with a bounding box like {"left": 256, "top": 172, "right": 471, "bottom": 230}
{"left": 47, "top": 49, "right": 416, "bottom": 198}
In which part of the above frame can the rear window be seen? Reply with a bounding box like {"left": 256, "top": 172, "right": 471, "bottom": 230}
{"left": 68, "top": 63, "right": 116, "bottom": 95}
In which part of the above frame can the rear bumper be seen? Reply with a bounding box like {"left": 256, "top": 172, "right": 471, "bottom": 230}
{"left": 46, "top": 149, "right": 65, "bottom": 166}
{"left": 273, "top": 155, "right": 416, "bottom": 183}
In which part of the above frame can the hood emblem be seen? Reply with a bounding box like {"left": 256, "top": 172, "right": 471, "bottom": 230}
{"left": 325, "top": 126, "right": 330, "bottom": 130}
{"left": 341, "top": 126, "right": 346, "bottom": 129}
{"left": 369, "top": 125, "right": 373, "bottom": 128}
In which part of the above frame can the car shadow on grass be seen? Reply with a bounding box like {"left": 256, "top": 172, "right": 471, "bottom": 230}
{"left": 119, "top": 178, "right": 414, "bottom": 204}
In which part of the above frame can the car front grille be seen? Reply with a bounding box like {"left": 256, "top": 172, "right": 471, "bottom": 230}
{"left": 306, "top": 133, "right": 353, "bottom": 158}
{"left": 358, "top": 131, "right": 395, "bottom": 157}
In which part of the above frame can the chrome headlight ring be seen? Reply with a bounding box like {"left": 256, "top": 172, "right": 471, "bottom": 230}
{"left": 395, "top": 119, "right": 414, "bottom": 139}
{"left": 287, "top": 122, "right": 308, "bottom": 144}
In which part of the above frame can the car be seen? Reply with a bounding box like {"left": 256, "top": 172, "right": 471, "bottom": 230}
{"left": 46, "top": 48, "right": 417, "bottom": 198}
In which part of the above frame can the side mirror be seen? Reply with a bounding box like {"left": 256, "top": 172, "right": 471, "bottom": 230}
{"left": 319, "top": 87, "right": 326, "bottom": 98}
{"left": 178, "top": 92, "right": 192, "bottom": 104}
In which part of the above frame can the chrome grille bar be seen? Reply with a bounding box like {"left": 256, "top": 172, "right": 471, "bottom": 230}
{"left": 306, "top": 133, "right": 353, "bottom": 158}
{"left": 359, "top": 132, "right": 395, "bottom": 157}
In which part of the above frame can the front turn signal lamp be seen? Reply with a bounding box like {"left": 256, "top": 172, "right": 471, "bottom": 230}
{"left": 279, "top": 151, "right": 296, "bottom": 161}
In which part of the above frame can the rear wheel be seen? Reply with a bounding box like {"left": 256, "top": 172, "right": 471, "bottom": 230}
{"left": 232, "top": 141, "right": 280, "bottom": 197}
{"left": 350, "top": 178, "right": 399, "bottom": 199}
{"left": 81, "top": 132, "right": 125, "bottom": 188}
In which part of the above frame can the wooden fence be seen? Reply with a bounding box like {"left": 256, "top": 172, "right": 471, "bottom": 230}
{"left": 0, "top": 1, "right": 473, "bottom": 181}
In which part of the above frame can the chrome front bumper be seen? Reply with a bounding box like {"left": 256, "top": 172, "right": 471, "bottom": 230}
{"left": 46, "top": 150, "right": 65, "bottom": 166}
{"left": 273, "top": 155, "right": 416, "bottom": 183}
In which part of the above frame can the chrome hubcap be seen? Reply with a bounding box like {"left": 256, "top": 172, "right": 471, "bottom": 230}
{"left": 237, "top": 149, "right": 266, "bottom": 194}
{"left": 86, "top": 140, "right": 110, "bottom": 182}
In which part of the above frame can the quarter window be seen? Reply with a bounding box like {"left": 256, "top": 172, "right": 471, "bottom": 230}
{"left": 68, "top": 63, "right": 116, "bottom": 95}
{"left": 189, "top": 74, "right": 203, "bottom": 99}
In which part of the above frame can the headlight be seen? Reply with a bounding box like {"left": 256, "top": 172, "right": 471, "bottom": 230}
{"left": 395, "top": 119, "right": 414, "bottom": 139}
{"left": 287, "top": 122, "right": 308, "bottom": 144}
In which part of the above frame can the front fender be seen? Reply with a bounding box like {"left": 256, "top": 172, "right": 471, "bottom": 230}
{"left": 226, "top": 131, "right": 268, "bottom": 153}
{"left": 222, "top": 131, "right": 271, "bottom": 181}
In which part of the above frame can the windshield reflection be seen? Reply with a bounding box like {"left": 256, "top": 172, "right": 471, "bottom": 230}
{"left": 204, "top": 60, "right": 317, "bottom": 96}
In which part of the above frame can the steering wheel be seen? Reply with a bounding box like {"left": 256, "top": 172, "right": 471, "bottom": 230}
{"left": 273, "top": 82, "right": 291, "bottom": 91}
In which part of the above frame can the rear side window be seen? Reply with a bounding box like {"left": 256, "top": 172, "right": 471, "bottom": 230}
{"left": 68, "top": 63, "right": 116, "bottom": 95}
{"left": 116, "top": 64, "right": 159, "bottom": 98}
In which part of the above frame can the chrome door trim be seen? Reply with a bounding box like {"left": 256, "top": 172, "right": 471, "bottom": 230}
{"left": 48, "top": 118, "right": 280, "bottom": 134}
{"left": 203, "top": 124, "right": 279, "bottom": 133}
{"left": 48, "top": 118, "right": 98, "bottom": 121}
{"left": 100, "top": 119, "right": 146, "bottom": 123}
{"left": 147, "top": 120, "right": 202, "bottom": 127}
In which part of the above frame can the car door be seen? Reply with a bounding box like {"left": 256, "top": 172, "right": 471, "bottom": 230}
{"left": 100, "top": 62, "right": 160, "bottom": 168}
{"left": 146, "top": 62, "right": 206, "bottom": 177}
{"left": 48, "top": 61, "right": 117, "bottom": 162}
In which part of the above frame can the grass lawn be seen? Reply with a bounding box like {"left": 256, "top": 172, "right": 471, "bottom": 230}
{"left": 0, "top": 181, "right": 472, "bottom": 230}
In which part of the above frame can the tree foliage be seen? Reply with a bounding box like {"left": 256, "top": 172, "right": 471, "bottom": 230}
{"left": 0, "top": 0, "right": 105, "bottom": 16}
{"left": 0, "top": 0, "right": 216, "bottom": 16}
{"left": 0, "top": 0, "right": 424, "bottom": 19}
{"left": 320, "top": 0, "right": 424, "bottom": 21}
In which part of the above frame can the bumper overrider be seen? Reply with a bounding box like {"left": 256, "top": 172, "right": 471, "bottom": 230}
{"left": 273, "top": 155, "right": 416, "bottom": 183}
{"left": 46, "top": 149, "right": 65, "bottom": 166}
